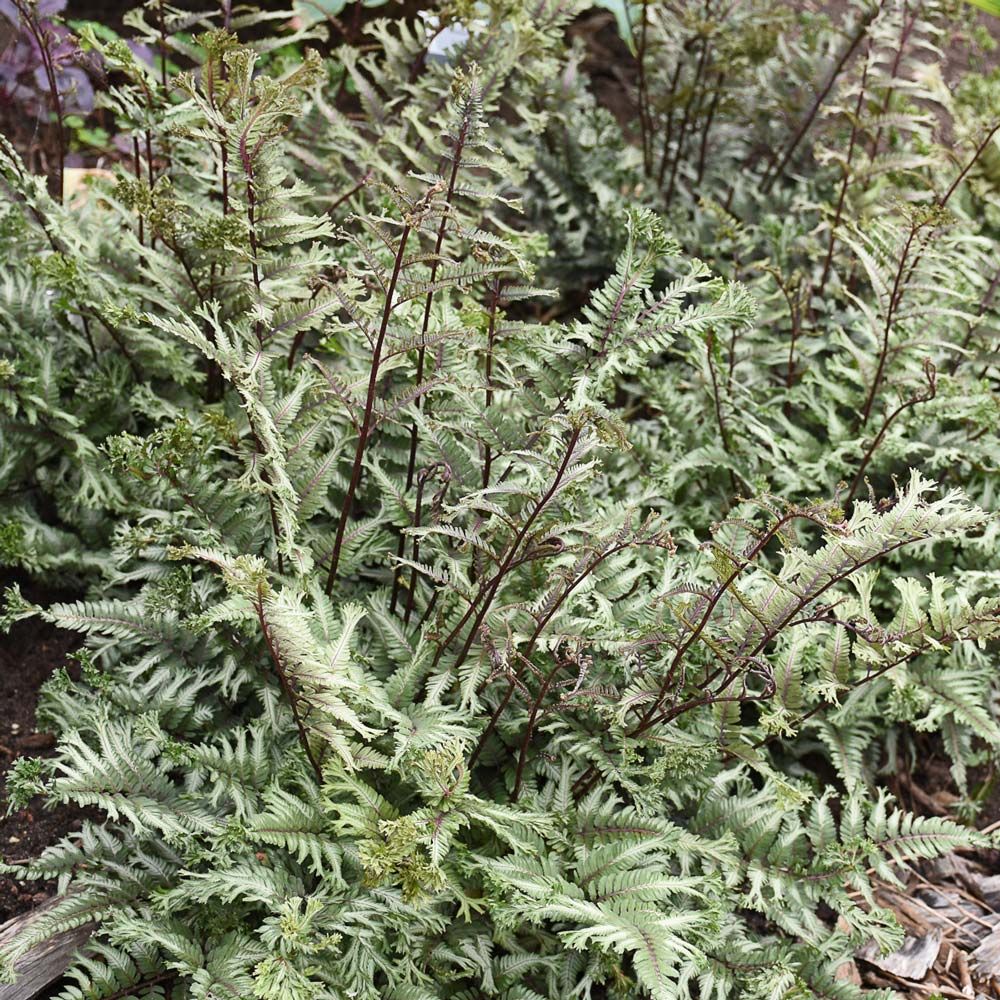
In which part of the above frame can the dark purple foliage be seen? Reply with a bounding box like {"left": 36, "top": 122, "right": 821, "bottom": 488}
{"left": 0, "top": 0, "right": 95, "bottom": 116}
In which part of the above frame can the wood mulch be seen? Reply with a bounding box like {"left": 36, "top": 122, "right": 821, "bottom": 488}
{"left": 0, "top": 582, "right": 87, "bottom": 924}
{"left": 846, "top": 846, "right": 1000, "bottom": 999}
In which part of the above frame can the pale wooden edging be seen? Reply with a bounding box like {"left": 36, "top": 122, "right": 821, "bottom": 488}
{"left": 0, "top": 899, "right": 91, "bottom": 1000}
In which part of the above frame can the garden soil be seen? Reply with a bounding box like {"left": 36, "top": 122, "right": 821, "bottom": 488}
{"left": 0, "top": 587, "right": 87, "bottom": 923}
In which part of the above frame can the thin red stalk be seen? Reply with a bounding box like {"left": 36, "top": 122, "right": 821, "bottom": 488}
{"left": 144, "top": 130, "right": 156, "bottom": 249}
{"left": 414, "top": 588, "right": 439, "bottom": 634}
{"left": 510, "top": 653, "right": 575, "bottom": 797}
{"left": 867, "top": 4, "right": 914, "bottom": 163}
{"left": 402, "top": 473, "right": 430, "bottom": 626}
{"left": 664, "top": 35, "right": 710, "bottom": 206}
{"left": 849, "top": 122, "right": 997, "bottom": 419}
{"left": 705, "top": 332, "right": 731, "bottom": 454}
{"left": 950, "top": 261, "right": 1000, "bottom": 375}
{"left": 633, "top": 513, "right": 795, "bottom": 736}
{"left": 761, "top": 5, "right": 877, "bottom": 193}
{"left": 389, "top": 514, "right": 412, "bottom": 613}
{"left": 880, "top": 118, "right": 1000, "bottom": 343}
{"left": 451, "top": 429, "right": 583, "bottom": 673}
{"left": 325, "top": 168, "right": 372, "bottom": 222}
{"left": 132, "top": 137, "right": 144, "bottom": 245}
{"left": 430, "top": 427, "right": 582, "bottom": 675}
{"left": 695, "top": 72, "right": 724, "bottom": 185}
{"left": 403, "top": 118, "right": 472, "bottom": 493}
{"left": 633, "top": 527, "right": 921, "bottom": 743}
{"left": 324, "top": 225, "right": 413, "bottom": 594}
{"left": 858, "top": 222, "right": 918, "bottom": 426}
{"left": 141, "top": 124, "right": 153, "bottom": 185}
{"left": 636, "top": 1, "right": 653, "bottom": 175}
{"left": 818, "top": 56, "right": 870, "bottom": 296}
{"left": 482, "top": 279, "right": 502, "bottom": 490}
{"left": 389, "top": 123, "right": 471, "bottom": 613}
{"left": 655, "top": 60, "right": 684, "bottom": 189}
{"left": 254, "top": 589, "right": 324, "bottom": 784}
{"left": 247, "top": 425, "right": 286, "bottom": 576}
{"left": 847, "top": 361, "right": 936, "bottom": 502}
{"left": 786, "top": 290, "right": 801, "bottom": 393}
{"left": 510, "top": 544, "right": 636, "bottom": 795}
{"left": 157, "top": 0, "right": 169, "bottom": 92}
{"left": 403, "top": 467, "right": 448, "bottom": 625}
{"left": 238, "top": 137, "right": 264, "bottom": 343}
{"left": 769, "top": 272, "right": 805, "bottom": 415}
{"left": 200, "top": 51, "right": 227, "bottom": 399}
{"left": 80, "top": 315, "right": 98, "bottom": 363}
{"left": 470, "top": 541, "right": 626, "bottom": 773}
{"left": 15, "top": 1, "right": 64, "bottom": 203}
{"left": 939, "top": 121, "right": 1000, "bottom": 208}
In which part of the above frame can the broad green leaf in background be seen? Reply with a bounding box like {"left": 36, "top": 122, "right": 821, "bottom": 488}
{"left": 961, "top": 0, "right": 1000, "bottom": 14}
{"left": 593, "top": 0, "right": 639, "bottom": 49}
{"left": 293, "top": 0, "right": 389, "bottom": 28}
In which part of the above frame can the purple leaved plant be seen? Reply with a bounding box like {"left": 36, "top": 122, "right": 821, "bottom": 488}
{"left": 0, "top": 0, "right": 99, "bottom": 200}
{"left": 0, "top": 0, "right": 94, "bottom": 115}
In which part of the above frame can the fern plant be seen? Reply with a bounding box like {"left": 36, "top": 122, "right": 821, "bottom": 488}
{"left": 1, "top": 2, "right": 999, "bottom": 999}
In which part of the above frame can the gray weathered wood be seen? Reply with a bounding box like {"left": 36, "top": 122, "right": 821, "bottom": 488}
{"left": 0, "top": 898, "right": 91, "bottom": 1000}
{"left": 857, "top": 928, "right": 942, "bottom": 980}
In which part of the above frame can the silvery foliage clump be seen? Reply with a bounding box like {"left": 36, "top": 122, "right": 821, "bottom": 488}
{"left": 1, "top": 2, "right": 1000, "bottom": 998}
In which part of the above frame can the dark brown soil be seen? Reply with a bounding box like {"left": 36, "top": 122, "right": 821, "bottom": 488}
{"left": 0, "top": 587, "right": 86, "bottom": 924}
{"left": 568, "top": 10, "right": 637, "bottom": 129}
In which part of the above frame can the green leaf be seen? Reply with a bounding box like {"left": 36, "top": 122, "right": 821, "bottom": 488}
{"left": 961, "top": 0, "right": 1000, "bottom": 15}
{"left": 592, "top": 0, "right": 640, "bottom": 49}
